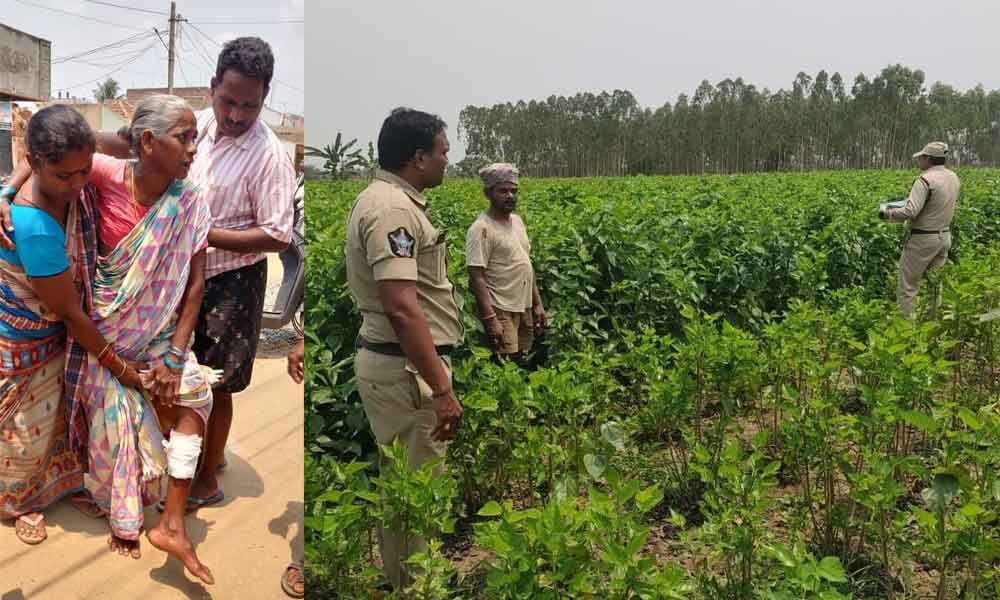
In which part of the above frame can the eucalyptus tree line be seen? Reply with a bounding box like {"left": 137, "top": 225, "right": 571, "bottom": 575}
{"left": 457, "top": 65, "right": 1000, "bottom": 177}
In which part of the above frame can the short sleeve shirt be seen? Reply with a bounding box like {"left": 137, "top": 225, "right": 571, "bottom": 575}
{"left": 344, "top": 170, "right": 462, "bottom": 345}
{"left": 10, "top": 205, "right": 69, "bottom": 277}
{"left": 465, "top": 213, "right": 534, "bottom": 312}
{"left": 188, "top": 108, "right": 296, "bottom": 279}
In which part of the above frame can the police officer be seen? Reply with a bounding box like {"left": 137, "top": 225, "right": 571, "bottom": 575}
{"left": 880, "top": 141, "right": 960, "bottom": 317}
{"left": 344, "top": 107, "right": 462, "bottom": 589}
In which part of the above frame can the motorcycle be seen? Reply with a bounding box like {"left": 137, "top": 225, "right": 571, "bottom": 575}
{"left": 261, "top": 173, "right": 305, "bottom": 336}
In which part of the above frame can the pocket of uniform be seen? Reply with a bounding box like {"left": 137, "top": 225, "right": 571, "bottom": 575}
{"left": 417, "top": 241, "right": 447, "bottom": 282}
{"left": 405, "top": 358, "right": 452, "bottom": 410}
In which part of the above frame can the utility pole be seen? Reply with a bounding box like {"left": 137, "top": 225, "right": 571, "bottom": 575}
{"left": 167, "top": 1, "right": 177, "bottom": 94}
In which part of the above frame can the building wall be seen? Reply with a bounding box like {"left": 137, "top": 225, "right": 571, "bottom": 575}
{"left": 100, "top": 105, "right": 127, "bottom": 133}
{"left": 127, "top": 87, "right": 210, "bottom": 111}
{"left": 0, "top": 24, "right": 50, "bottom": 101}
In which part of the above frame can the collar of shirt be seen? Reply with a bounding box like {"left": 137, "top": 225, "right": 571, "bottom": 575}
{"left": 375, "top": 169, "right": 427, "bottom": 208}
{"left": 199, "top": 110, "right": 263, "bottom": 151}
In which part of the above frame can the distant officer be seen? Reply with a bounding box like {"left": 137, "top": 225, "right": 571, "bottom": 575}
{"left": 466, "top": 163, "right": 546, "bottom": 364}
{"left": 880, "top": 141, "right": 960, "bottom": 317}
{"left": 344, "top": 107, "right": 463, "bottom": 590}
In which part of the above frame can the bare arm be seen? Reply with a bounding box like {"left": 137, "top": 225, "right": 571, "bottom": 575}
{"left": 95, "top": 132, "right": 133, "bottom": 159}
{"left": 147, "top": 249, "right": 206, "bottom": 404}
{"left": 469, "top": 266, "right": 503, "bottom": 349}
{"left": 29, "top": 271, "right": 143, "bottom": 387}
{"left": 468, "top": 267, "right": 495, "bottom": 319}
{"left": 377, "top": 279, "right": 461, "bottom": 440}
{"left": 207, "top": 226, "right": 289, "bottom": 253}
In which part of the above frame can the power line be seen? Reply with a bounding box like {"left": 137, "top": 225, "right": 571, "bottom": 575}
{"left": 187, "top": 23, "right": 302, "bottom": 94}
{"left": 12, "top": 0, "right": 154, "bottom": 31}
{"left": 55, "top": 41, "right": 157, "bottom": 93}
{"left": 81, "top": 0, "right": 168, "bottom": 15}
{"left": 53, "top": 31, "right": 155, "bottom": 64}
{"left": 186, "top": 20, "right": 304, "bottom": 25}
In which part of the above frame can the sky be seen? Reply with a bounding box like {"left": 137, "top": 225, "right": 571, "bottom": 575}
{"left": 5, "top": 0, "right": 304, "bottom": 116}
{"left": 313, "top": 0, "right": 1000, "bottom": 161}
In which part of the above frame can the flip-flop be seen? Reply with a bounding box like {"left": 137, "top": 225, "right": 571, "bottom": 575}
{"left": 156, "top": 489, "right": 225, "bottom": 513}
{"left": 281, "top": 562, "right": 305, "bottom": 598}
{"left": 14, "top": 514, "right": 47, "bottom": 545}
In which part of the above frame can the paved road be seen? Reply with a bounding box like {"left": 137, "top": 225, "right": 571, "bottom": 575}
{"left": 2, "top": 304, "right": 303, "bottom": 600}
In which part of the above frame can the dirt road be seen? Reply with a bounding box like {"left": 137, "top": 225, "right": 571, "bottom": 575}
{"left": 1, "top": 354, "right": 304, "bottom": 600}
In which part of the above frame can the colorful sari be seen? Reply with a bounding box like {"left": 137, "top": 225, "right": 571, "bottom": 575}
{"left": 67, "top": 178, "right": 212, "bottom": 540}
{"left": 0, "top": 197, "right": 92, "bottom": 518}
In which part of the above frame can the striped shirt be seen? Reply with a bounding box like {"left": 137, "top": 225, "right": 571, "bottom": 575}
{"left": 190, "top": 108, "right": 296, "bottom": 279}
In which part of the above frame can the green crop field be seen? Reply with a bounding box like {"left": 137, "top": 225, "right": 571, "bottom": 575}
{"left": 304, "top": 169, "right": 1000, "bottom": 599}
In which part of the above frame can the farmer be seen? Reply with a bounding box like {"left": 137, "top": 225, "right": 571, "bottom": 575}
{"left": 465, "top": 163, "right": 546, "bottom": 364}
{"left": 879, "top": 141, "right": 960, "bottom": 318}
{"left": 344, "top": 107, "right": 463, "bottom": 590}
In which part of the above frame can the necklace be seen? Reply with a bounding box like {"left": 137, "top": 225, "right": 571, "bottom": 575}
{"left": 125, "top": 162, "right": 142, "bottom": 223}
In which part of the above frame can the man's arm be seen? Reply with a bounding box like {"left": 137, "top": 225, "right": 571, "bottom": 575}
{"left": 220, "top": 155, "right": 294, "bottom": 254}
{"left": 886, "top": 178, "right": 929, "bottom": 222}
{"left": 377, "top": 279, "right": 461, "bottom": 440}
{"left": 469, "top": 266, "right": 503, "bottom": 349}
{"left": 207, "top": 227, "right": 289, "bottom": 253}
{"left": 95, "top": 132, "right": 132, "bottom": 159}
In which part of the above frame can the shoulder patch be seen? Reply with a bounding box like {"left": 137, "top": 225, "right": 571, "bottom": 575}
{"left": 388, "top": 227, "right": 416, "bottom": 258}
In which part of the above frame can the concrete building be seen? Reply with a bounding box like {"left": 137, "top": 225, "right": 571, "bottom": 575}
{"left": 1, "top": 23, "right": 50, "bottom": 175}
{"left": 127, "top": 86, "right": 211, "bottom": 111}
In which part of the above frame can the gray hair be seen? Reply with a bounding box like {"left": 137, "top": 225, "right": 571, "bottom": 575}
{"left": 127, "top": 94, "right": 192, "bottom": 155}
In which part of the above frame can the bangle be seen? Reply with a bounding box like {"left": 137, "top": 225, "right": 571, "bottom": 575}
{"left": 481, "top": 313, "right": 498, "bottom": 321}
{"left": 115, "top": 358, "right": 128, "bottom": 378}
{"left": 168, "top": 344, "right": 187, "bottom": 358}
{"left": 0, "top": 185, "right": 15, "bottom": 200}
{"left": 163, "top": 354, "right": 184, "bottom": 370}
{"left": 97, "top": 343, "right": 112, "bottom": 362}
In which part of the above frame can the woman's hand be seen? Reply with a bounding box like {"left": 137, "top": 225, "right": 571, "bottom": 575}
{"left": 113, "top": 359, "right": 146, "bottom": 390}
{"left": 147, "top": 358, "right": 182, "bottom": 408}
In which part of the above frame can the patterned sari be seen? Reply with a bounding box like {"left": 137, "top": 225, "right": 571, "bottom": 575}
{"left": 0, "top": 197, "right": 92, "bottom": 518}
{"left": 67, "top": 178, "right": 211, "bottom": 540}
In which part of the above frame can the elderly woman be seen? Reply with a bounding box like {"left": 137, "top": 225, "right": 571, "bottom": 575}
{"left": 5, "top": 95, "right": 216, "bottom": 585}
{"left": 0, "top": 105, "right": 143, "bottom": 546}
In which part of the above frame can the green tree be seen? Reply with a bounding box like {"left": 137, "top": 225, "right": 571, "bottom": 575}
{"left": 93, "top": 78, "right": 121, "bottom": 102}
{"left": 305, "top": 132, "right": 365, "bottom": 179}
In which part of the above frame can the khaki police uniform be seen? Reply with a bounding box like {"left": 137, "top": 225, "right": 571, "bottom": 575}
{"left": 885, "top": 147, "right": 960, "bottom": 317}
{"left": 465, "top": 212, "right": 536, "bottom": 354}
{"left": 344, "top": 169, "right": 462, "bottom": 589}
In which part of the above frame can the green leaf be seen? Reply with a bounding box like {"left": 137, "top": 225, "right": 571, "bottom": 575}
{"left": 769, "top": 544, "right": 797, "bottom": 568}
{"left": 478, "top": 501, "right": 503, "bottom": 517}
{"left": 584, "top": 454, "right": 607, "bottom": 481}
{"left": 601, "top": 421, "right": 626, "bottom": 451}
{"left": 816, "top": 556, "right": 847, "bottom": 582}
{"left": 958, "top": 407, "right": 982, "bottom": 431}
{"left": 635, "top": 485, "right": 664, "bottom": 514}
{"left": 900, "top": 409, "right": 936, "bottom": 433}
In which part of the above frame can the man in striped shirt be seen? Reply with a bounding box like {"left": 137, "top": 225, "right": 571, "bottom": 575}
{"left": 184, "top": 37, "right": 296, "bottom": 508}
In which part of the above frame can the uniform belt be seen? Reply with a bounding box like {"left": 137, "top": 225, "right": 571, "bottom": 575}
{"left": 910, "top": 228, "right": 949, "bottom": 235}
{"left": 356, "top": 336, "right": 453, "bottom": 357}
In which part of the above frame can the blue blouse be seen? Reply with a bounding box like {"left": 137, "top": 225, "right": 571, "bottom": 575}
{"left": 0, "top": 205, "right": 69, "bottom": 278}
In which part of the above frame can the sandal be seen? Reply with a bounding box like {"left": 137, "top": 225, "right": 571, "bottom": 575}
{"left": 15, "top": 514, "right": 47, "bottom": 545}
{"left": 156, "top": 488, "right": 225, "bottom": 513}
{"left": 281, "top": 562, "right": 304, "bottom": 598}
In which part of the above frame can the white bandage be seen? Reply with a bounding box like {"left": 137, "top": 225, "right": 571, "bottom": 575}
{"left": 163, "top": 431, "right": 202, "bottom": 480}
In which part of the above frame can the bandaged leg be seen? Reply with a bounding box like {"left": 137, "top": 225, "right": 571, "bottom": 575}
{"left": 163, "top": 431, "right": 203, "bottom": 480}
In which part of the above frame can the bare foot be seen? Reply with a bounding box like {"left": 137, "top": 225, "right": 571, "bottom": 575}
{"left": 147, "top": 524, "right": 214, "bottom": 585}
{"left": 108, "top": 534, "right": 141, "bottom": 559}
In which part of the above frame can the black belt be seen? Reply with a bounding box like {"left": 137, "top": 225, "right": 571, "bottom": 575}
{"left": 910, "top": 228, "right": 949, "bottom": 235}
{"left": 356, "top": 336, "right": 453, "bottom": 357}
